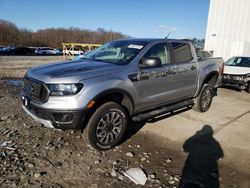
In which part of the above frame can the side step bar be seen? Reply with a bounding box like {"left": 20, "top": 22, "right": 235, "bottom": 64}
{"left": 132, "top": 99, "right": 194, "bottom": 122}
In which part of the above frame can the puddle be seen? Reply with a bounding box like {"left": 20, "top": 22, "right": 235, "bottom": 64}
{"left": 0, "top": 79, "right": 23, "bottom": 86}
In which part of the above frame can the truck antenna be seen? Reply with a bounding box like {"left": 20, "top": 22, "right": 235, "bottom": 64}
{"left": 165, "top": 32, "right": 171, "bottom": 39}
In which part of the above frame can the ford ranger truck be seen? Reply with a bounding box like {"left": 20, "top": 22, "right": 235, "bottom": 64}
{"left": 20, "top": 39, "right": 224, "bottom": 150}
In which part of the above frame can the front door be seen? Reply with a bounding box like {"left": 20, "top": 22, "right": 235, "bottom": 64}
{"left": 136, "top": 42, "right": 179, "bottom": 111}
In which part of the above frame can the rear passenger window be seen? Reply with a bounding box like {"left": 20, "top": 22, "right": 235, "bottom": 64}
{"left": 143, "top": 43, "right": 170, "bottom": 65}
{"left": 202, "top": 51, "right": 212, "bottom": 59}
{"left": 171, "top": 42, "right": 193, "bottom": 63}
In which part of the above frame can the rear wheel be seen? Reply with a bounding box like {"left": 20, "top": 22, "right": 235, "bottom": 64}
{"left": 193, "top": 84, "right": 213, "bottom": 112}
{"left": 247, "top": 82, "right": 250, "bottom": 93}
{"left": 83, "top": 102, "right": 127, "bottom": 150}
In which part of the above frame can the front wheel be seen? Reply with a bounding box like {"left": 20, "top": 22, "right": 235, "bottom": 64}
{"left": 83, "top": 102, "right": 128, "bottom": 151}
{"left": 193, "top": 84, "right": 213, "bottom": 112}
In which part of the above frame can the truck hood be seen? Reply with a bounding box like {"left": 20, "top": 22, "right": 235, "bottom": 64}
{"left": 224, "top": 65, "right": 250, "bottom": 75}
{"left": 27, "top": 60, "right": 123, "bottom": 83}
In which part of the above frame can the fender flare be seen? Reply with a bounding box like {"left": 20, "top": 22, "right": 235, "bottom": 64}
{"left": 196, "top": 71, "right": 219, "bottom": 97}
{"left": 91, "top": 88, "right": 135, "bottom": 115}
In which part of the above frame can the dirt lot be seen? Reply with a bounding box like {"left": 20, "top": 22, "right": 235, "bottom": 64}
{"left": 0, "top": 56, "right": 62, "bottom": 78}
{"left": 0, "top": 56, "right": 250, "bottom": 188}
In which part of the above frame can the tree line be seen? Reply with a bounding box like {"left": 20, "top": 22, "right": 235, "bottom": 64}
{"left": 0, "top": 19, "right": 129, "bottom": 48}
{"left": 190, "top": 38, "right": 205, "bottom": 49}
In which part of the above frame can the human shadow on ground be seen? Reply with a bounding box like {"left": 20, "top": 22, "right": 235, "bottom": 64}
{"left": 179, "top": 125, "right": 224, "bottom": 188}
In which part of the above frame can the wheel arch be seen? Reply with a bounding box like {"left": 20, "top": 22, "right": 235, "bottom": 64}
{"left": 196, "top": 71, "right": 219, "bottom": 97}
{"left": 90, "top": 88, "right": 135, "bottom": 116}
{"left": 202, "top": 71, "right": 219, "bottom": 87}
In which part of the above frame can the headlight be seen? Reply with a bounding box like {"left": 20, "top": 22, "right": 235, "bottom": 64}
{"left": 47, "top": 83, "right": 83, "bottom": 96}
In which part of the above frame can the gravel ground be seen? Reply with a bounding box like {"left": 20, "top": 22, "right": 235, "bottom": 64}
{"left": 0, "top": 84, "right": 186, "bottom": 188}
{"left": 1, "top": 83, "right": 249, "bottom": 188}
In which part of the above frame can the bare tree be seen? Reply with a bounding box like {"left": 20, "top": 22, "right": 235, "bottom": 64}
{"left": 0, "top": 20, "right": 128, "bottom": 48}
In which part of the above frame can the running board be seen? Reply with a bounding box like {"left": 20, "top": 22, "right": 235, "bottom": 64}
{"left": 132, "top": 99, "right": 194, "bottom": 122}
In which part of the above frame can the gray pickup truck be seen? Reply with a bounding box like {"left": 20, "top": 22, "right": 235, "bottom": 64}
{"left": 21, "top": 39, "right": 224, "bottom": 150}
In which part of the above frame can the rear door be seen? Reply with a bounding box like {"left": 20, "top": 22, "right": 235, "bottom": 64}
{"left": 136, "top": 42, "right": 180, "bottom": 110}
{"left": 169, "top": 42, "right": 198, "bottom": 98}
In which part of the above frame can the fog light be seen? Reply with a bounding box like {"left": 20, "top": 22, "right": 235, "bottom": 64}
{"left": 54, "top": 113, "right": 73, "bottom": 122}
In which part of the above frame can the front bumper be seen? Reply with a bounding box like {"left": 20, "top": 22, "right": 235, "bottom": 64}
{"left": 22, "top": 105, "right": 54, "bottom": 128}
{"left": 21, "top": 99, "right": 87, "bottom": 130}
{"left": 221, "top": 78, "right": 247, "bottom": 89}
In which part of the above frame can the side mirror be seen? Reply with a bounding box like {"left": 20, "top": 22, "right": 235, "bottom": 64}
{"left": 140, "top": 57, "right": 162, "bottom": 68}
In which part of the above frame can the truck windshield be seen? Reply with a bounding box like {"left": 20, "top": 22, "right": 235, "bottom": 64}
{"left": 225, "top": 57, "right": 250, "bottom": 67}
{"left": 83, "top": 40, "right": 148, "bottom": 64}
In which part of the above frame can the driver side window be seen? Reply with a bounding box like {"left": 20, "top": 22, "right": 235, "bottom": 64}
{"left": 143, "top": 43, "right": 170, "bottom": 65}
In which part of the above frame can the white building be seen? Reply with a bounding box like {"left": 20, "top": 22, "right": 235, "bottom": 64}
{"left": 205, "top": 0, "right": 250, "bottom": 61}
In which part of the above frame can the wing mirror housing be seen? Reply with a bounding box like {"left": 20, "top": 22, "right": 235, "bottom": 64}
{"left": 140, "top": 57, "right": 162, "bottom": 68}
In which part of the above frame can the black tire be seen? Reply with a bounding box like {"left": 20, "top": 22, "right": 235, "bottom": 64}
{"left": 247, "top": 82, "right": 250, "bottom": 93}
{"left": 193, "top": 84, "right": 213, "bottom": 112}
{"left": 83, "top": 102, "right": 127, "bottom": 151}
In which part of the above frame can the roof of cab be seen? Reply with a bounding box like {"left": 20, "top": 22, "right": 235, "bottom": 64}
{"left": 114, "top": 38, "right": 191, "bottom": 43}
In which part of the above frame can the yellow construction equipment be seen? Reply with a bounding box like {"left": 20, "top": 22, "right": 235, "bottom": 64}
{"left": 62, "top": 43, "right": 101, "bottom": 60}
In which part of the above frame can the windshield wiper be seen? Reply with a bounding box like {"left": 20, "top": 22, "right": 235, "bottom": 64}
{"left": 81, "top": 57, "right": 115, "bottom": 64}
{"left": 92, "top": 59, "right": 114, "bottom": 64}
{"left": 80, "top": 57, "right": 91, "bottom": 60}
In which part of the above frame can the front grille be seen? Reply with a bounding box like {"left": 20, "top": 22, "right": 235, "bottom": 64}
{"left": 23, "top": 77, "right": 49, "bottom": 102}
{"left": 223, "top": 74, "right": 245, "bottom": 81}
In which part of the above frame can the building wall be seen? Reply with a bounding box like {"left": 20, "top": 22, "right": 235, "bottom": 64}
{"left": 205, "top": 0, "right": 250, "bottom": 61}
